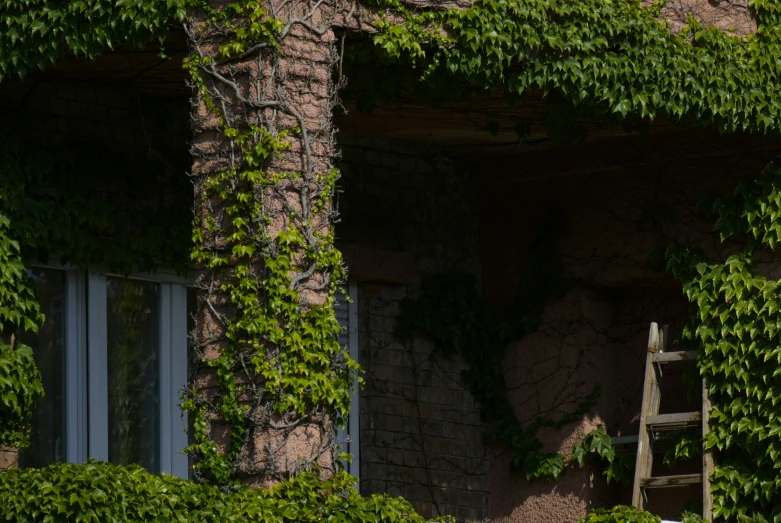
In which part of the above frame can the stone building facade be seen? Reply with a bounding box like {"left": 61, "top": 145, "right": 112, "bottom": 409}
{"left": 0, "top": 0, "right": 770, "bottom": 522}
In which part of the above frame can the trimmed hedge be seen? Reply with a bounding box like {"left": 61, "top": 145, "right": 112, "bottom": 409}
{"left": 579, "top": 506, "right": 662, "bottom": 523}
{"left": 0, "top": 461, "right": 452, "bottom": 523}
{"left": 579, "top": 506, "right": 708, "bottom": 523}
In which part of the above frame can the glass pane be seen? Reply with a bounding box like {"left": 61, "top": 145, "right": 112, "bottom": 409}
{"left": 107, "top": 278, "right": 160, "bottom": 472}
{"left": 18, "top": 268, "right": 66, "bottom": 469}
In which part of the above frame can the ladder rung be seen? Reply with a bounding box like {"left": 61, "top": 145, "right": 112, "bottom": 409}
{"left": 610, "top": 435, "right": 639, "bottom": 445}
{"left": 641, "top": 474, "right": 702, "bottom": 489}
{"left": 651, "top": 350, "right": 698, "bottom": 363}
{"left": 646, "top": 411, "right": 701, "bottom": 431}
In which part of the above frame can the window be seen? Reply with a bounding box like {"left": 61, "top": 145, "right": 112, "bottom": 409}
{"left": 20, "top": 267, "right": 190, "bottom": 478}
{"left": 335, "top": 282, "right": 360, "bottom": 478}
{"left": 17, "top": 268, "right": 65, "bottom": 468}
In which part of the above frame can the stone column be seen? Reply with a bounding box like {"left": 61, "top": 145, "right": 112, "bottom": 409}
{"left": 186, "top": 0, "right": 343, "bottom": 488}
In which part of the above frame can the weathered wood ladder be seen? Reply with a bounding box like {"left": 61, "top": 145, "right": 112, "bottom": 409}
{"left": 631, "top": 322, "right": 714, "bottom": 521}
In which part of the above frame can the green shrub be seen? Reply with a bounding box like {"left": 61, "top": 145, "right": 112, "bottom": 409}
{"left": 0, "top": 213, "right": 44, "bottom": 448}
{"left": 580, "top": 506, "right": 711, "bottom": 523}
{"left": 0, "top": 461, "right": 452, "bottom": 523}
{"left": 578, "top": 506, "right": 661, "bottom": 523}
{"left": 681, "top": 512, "right": 707, "bottom": 523}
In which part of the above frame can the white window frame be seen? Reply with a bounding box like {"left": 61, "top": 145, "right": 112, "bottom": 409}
{"left": 336, "top": 282, "right": 360, "bottom": 478}
{"left": 33, "top": 264, "right": 191, "bottom": 478}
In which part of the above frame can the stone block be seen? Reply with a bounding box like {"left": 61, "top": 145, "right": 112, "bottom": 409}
{"left": 0, "top": 447, "right": 18, "bottom": 470}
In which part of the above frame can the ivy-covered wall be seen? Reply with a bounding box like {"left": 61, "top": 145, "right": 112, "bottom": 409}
{"left": 328, "top": 118, "right": 781, "bottom": 522}
{"left": 337, "top": 131, "right": 489, "bottom": 520}
{"left": 480, "top": 126, "right": 781, "bottom": 521}
{"left": 5, "top": 0, "right": 781, "bottom": 520}
{"left": 0, "top": 66, "right": 193, "bottom": 471}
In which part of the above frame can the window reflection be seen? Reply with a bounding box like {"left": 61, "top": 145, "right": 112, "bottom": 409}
{"left": 106, "top": 278, "right": 160, "bottom": 472}
{"left": 18, "top": 268, "right": 65, "bottom": 469}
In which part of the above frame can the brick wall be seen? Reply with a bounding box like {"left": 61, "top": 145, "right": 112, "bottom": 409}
{"left": 337, "top": 132, "right": 489, "bottom": 522}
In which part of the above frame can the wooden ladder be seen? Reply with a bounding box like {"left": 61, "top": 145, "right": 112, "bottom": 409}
{"left": 631, "top": 322, "right": 714, "bottom": 520}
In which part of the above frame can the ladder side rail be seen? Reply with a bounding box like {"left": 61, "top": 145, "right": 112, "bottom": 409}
{"left": 632, "top": 323, "right": 663, "bottom": 509}
{"left": 702, "top": 376, "right": 714, "bottom": 520}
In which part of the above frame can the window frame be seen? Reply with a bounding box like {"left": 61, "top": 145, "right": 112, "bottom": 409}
{"left": 30, "top": 264, "right": 191, "bottom": 478}
{"left": 336, "top": 281, "right": 360, "bottom": 479}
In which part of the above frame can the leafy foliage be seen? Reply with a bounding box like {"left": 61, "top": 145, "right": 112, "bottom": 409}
{"left": 182, "top": 5, "right": 358, "bottom": 485}
{"left": 357, "top": 0, "right": 781, "bottom": 511}
{"left": 0, "top": 461, "right": 453, "bottom": 523}
{"left": 681, "top": 509, "right": 708, "bottom": 523}
{"left": 350, "top": 0, "right": 781, "bottom": 135}
{"left": 0, "top": 0, "right": 188, "bottom": 78}
{"left": 571, "top": 427, "right": 634, "bottom": 485}
{"left": 0, "top": 341, "right": 42, "bottom": 448}
{"left": 667, "top": 160, "right": 781, "bottom": 520}
{"left": 663, "top": 429, "right": 702, "bottom": 467}
{"left": 0, "top": 213, "right": 43, "bottom": 448}
{"left": 8, "top": 1, "right": 781, "bottom": 521}
{"left": 0, "top": 130, "right": 192, "bottom": 275}
{"left": 184, "top": 122, "right": 356, "bottom": 485}
{"left": 578, "top": 506, "right": 661, "bottom": 523}
{"left": 581, "top": 505, "right": 711, "bottom": 523}
{"left": 397, "top": 218, "right": 601, "bottom": 481}
{"left": 0, "top": 112, "right": 189, "bottom": 450}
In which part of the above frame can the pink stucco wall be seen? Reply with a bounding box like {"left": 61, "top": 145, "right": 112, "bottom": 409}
{"left": 482, "top": 129, "right": 781, "bottom": 522}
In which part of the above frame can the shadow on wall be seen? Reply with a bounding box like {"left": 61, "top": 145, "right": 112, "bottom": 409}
{"left": 481, "top": 129, "right": 781, "bottom": 522}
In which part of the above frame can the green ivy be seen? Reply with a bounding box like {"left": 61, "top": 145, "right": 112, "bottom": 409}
{"left": 0, "top": 130, "right": 192, "bottom": 275}
{"left": 0, "top": 214, "right": 43, "bottom": 448}
{"left": 571, "top": 427, "right": 634, "bottom": 485}
{"left": 182, "top": 4, "right": 359, "bottom": 486}
{"left": 184, "top": 121, "right": 357, "bottom": 485}
{"left": 355, "top": 0, "right": 781, "bottom": 512}
{"left": 681, "top": 511, "right": 708, "bottom": 523}
{"left": 9, "top": 0, "right": 781, "bottom": 519}
{"left": 0, "top": 461, "right": 453, "bottom": 523}
{"left": 578, "top": 506, "right": 662, "bottom": 523}
{"left": 348, "top": 0, "right": 781, "bottom": 135}
{"left": 666, "top": 159, "right": 781, "bottom": 520}
{"left": 0, "top": 0, "right": 188, "bottom": 79}
{"left": 663, "top": 429, "right": 702, "bottom": 468}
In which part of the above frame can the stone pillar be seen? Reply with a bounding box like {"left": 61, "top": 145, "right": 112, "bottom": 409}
{"left": 186, "top": 0, "right": 342, "bottom": 487}
{"left": 0, "top": 446, "right": 17, "bottom": 471}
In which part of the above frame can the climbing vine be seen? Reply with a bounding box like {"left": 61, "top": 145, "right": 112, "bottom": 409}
{"left": 666, "top": 160, "right": 781, "bottom": 521}
{"left": 0, "top": 214, "right": 43, "bottom": 448}
{"left": 0, "top": 127, "right": 191, "bottom": 447}
{"left": 0, "top": 1, "right": 188, "bottom": 80}
{"left": 396, "top": 218, "right": 601, "bottom": 480}
{"left": 571, "top": 427, "right": 634, "bottom": 486}
{"left": 0, "top": 0, "right": 362, "bottom": 495}
{"left": 352, "top": 0, "right": 781, "bottom": 517}
{"left": 181, "top": 0, "right": 360, "bottom": 487}
{"left": 7, "top": 0, "right": 781, "bottom": 519}
{"left": 346, "top": 0, "right": 781, "bottom": 135}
